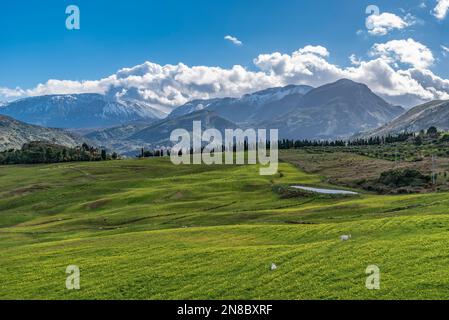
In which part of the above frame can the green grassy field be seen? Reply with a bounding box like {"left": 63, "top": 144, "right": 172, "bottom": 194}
{"left": 1, "top": 153, "right": 449, "bottom": 299}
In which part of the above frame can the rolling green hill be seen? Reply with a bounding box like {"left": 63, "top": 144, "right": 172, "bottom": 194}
{"left": 1, "top": 155, "right": 449, "bottom": 299}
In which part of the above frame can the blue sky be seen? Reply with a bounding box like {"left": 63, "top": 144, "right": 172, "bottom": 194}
{"left": 0, "top": 0, "right": 448, "bottom": 108}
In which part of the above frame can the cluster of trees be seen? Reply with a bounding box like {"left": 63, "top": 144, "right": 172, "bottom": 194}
{"left": 348, "top": 133, "right": 414, "bottom": 146}
{"left": 377, "top": 169, "right": 431, "bottom": 188}
{"left": 422, "top": 126, "right": 439, "bottom": 138}
{"left": 357, "top": 169, "right": 432, "bottom": 194}
{"left": 0, "top": 142, "right": 117, "bottom": 165}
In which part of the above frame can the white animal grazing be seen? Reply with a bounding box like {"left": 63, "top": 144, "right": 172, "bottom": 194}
{"left": 271, "top": 263, "right": 277, "bottom": 271}
{"left": 340, "top": 235, "right": 352, "bottom": 241}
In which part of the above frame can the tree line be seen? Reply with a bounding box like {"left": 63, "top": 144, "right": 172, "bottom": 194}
{"left": 0, "top": 141, "right": 118, "bottom": 165}
{"left": 278, "top": 132, "right": 424, "bottom": 150}
{"left": 138, "top": 140, "right": 275, "bottom": 158}
{"left": 134, "top": 126, "right": 448, "bottom": 158}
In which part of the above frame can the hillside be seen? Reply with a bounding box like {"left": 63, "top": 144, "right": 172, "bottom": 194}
{"left": 131, "top": 109, "right": 237, "bottom": 143}
{"left": 367, "top": 100, "right": 449, "bottom": 137}
{"left": 2, "top": 155, "right": 449, "bottom": 299}
{"left": 0, "top": 115, "right": 86, "bottom": 151}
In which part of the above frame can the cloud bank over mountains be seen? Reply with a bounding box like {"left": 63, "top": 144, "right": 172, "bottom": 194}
{"left": 1, "top": 39, "right": 448, "bottom": 109}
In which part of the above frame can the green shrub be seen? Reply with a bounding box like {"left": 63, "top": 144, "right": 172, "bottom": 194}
{"left": 377, "top": 169, "right": 431, "bottom": 188}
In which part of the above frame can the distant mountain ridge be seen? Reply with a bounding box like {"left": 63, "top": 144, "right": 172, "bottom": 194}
{"left": 170, "top": 84, "right": 314, "bottom": 123}
{"left": 266, "top": 79, "right": 404, "bottom": 139}
{"left": 0, "top": 115, "right": 87, "bottom": 152}
{"left": 366, "top": 100, "right": 449, "bottom": 137}
{"left": 0, "top": 93, "right": 167, "bottom": 129}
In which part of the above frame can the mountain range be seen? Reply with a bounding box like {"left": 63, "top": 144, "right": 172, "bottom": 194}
{"left": 264, "top": 79, "right": 405, "bottom": 139}
{"left": 3, "top": 78, "right": 449, "bottom": 156}
{"left": 0, "top": 93, "right": 166, "bottom": 129}
{"left": 83, "top": 79, "right": 405, "bottom": 154}
{"left": 165, "top": 79, "right": 405, "bottom": 140}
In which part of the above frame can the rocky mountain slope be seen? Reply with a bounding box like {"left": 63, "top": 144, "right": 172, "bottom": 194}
{"left": 366, "top": 100, "right": 449, "bottom": 137}
{"left": 0, "top": 115, "right": 87, "bottom": 151}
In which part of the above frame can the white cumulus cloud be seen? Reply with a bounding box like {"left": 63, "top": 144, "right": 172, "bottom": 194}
{"left": 366, "top": 12, "right": 413, "bottom": 36}
{"left": 370, "top": 38, "right": 435, "bottom": 68}
{"left": 1, "top": 42, "right": 449, "bottom": 109}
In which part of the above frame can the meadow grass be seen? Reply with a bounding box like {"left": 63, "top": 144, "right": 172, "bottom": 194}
{"left": 1, "top": 154, "right": 449, "bottom": 299}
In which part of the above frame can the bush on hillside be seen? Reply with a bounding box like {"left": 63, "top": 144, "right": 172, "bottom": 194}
{"left": 377, "top": 169, "right": 431, "bottom": 188}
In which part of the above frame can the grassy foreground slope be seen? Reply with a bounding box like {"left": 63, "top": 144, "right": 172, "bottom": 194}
{"left": 1, "top": 155, "right": 449, "bottom": 299}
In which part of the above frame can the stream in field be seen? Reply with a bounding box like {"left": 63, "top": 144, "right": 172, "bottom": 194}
{"left": 291, "top": 186, "right": 359, "bottom": 195}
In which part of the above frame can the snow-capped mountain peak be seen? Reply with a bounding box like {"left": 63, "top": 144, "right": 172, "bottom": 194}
{"left": 0, "top": 93, "right": 168, "bottom": 129}
{"left": 168, "top": 84, "right": 314, "bottom": 120}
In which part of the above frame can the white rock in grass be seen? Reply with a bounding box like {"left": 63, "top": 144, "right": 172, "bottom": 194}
{"left": 271, "top": 263, "right": 277, "bottom": 271}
